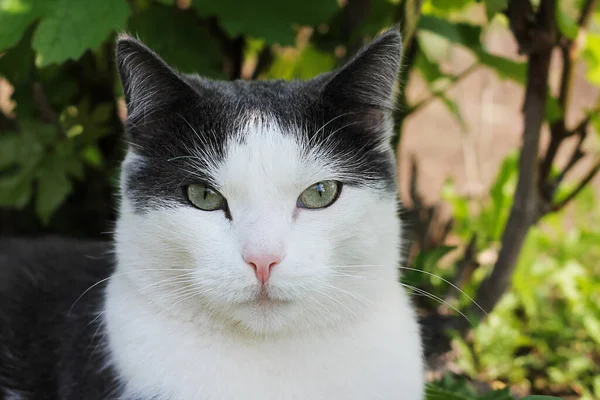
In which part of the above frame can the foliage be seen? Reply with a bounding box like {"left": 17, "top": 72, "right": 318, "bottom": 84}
{"left": 420, "top": 156, "right": 600, "bottom": 399}
{"left": 426, "top": 379, "right": 562, "bottom": 400}
{"left": 1, "top": 0, "right": 599, "bottom": 398}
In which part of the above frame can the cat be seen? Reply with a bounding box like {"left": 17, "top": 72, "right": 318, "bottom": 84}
{"left": 0, "top": 28, "right": 424, "bottom": 399}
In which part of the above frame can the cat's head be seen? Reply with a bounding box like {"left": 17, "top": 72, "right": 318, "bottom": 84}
{"left": 115, "top": 30, "right": 403, "bottom": 335}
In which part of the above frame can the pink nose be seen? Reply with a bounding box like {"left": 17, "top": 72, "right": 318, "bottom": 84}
{"left": 244, "top": 251, "right": 281, "bottom": 285}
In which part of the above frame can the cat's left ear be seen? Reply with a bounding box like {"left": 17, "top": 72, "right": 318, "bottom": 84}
{"left": 321, "top": 28, "right": 402, "bottom": 111}
{"left": 116, "top": 34, "right": 198, "bottom": 126}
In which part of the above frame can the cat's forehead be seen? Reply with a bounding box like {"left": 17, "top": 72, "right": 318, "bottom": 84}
{"left": 213, "top": 113, "right": 339, "bottom": 196}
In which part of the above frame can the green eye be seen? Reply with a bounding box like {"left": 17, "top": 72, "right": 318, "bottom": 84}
{"left": 298, "top": 181, "right": 341, "bottom": 209}
{"left": 186, "top": 184, "right": 226, "bottom": 211}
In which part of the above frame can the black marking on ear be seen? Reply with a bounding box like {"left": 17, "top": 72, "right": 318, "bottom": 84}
{"left": 321, "top": 28, "right": 402, "bottom": 111}
{"left": 116, "top": 33, "right": 199, "bottom": 131}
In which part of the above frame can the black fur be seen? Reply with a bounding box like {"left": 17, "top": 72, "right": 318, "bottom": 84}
{"left": 0, "top": 237, "right": 123, "bottom": 399}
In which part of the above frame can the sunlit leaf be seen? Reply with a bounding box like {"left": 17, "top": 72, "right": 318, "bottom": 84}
{"left": 81, "top": 145, "right": 103, "bottom": 168}
{"left": 265, "top": 45, "right": 335, "bottom": 80}
{"left": 555, "top": 2, "right": 579, "bottom": 40}
{"left": 0, "top": 0, "right": 43, "bottom": 52}
{"left": 32, "top": 0, "right": 130, "bottom": 66}
{"left": 582, "top": 33, "right": 600, "bottom": 85}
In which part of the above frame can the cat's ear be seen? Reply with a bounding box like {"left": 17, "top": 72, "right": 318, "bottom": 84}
{"left": 116, "top": 34, "right": 197, "bottom": 125}
{"left": 321, "top": 28, "right": 402, "bottom": 111}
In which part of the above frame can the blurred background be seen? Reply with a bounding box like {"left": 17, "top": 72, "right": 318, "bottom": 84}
{"left": 0, "top": 0, "right": 599, "bottom": 398}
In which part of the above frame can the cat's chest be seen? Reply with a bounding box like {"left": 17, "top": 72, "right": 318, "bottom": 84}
{"left": 111, "top": 320, "right": 420, "bottom": 400}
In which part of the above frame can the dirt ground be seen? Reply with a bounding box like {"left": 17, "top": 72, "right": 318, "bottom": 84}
{"left": 398, "top": 26, "right": 600, "bottom": 208}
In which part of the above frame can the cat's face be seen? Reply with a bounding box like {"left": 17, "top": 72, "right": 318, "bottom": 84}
{"left": 115, "top": 31, "right": 403, "bottom": 335}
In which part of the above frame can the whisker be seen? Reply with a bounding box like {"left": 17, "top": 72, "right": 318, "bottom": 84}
{"left": 329, "top": 264, "right": 487, "bottom": 316}
{"left": 310, "top": 287, "right": 360, "bottom": 320}
{"left": 69, "top": 268, "right": 197, "bottom": 315}
{"left": 400, "top": 283, "right": 474, "bottom": 326}
{"left": 135, "top": 273, "right": 197, "bottom": 295}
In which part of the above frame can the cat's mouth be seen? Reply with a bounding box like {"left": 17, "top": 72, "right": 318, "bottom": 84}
{"left": 250, "top": 287, "right": 290, "bottom": 305}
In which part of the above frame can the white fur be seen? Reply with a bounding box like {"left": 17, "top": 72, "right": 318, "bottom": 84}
{"left": 105, "top": 117, "right": 424, "bottom": 399}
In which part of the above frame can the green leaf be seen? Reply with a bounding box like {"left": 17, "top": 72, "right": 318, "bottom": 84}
{"left": 81, "top": 145, "right": 103, "bottom": 168}
{"left": 292, "top": 45, "right": 336, "bottom": 80}
{"left": 32, "top": 0, "right": 131, "bottom": 66}
{"left": 582, "top": 33, "right": 600, "bottom": 86}
{"left": 266, "top": 44, "right": 336, "bottom": 80}
{"left": 590, "top": 111, "right": 600, "bottom": 141}
{"left": 418, "top": 15, "right": 482, "bottom": 49}
{"left": 555, "top": 3, "right": 579, "bottom": 40}
{"left": 476, "top": 50, "right": 526, "bottom": 84}
{"left": 424, "top": 384, "right": 473, "bottom": 400}
{"left": 0, "top": 23, "right": 35, "bottom": 85}
{"left": 128, "top": 6, "right": 223, "bottom": 75}
{"left": 414, "top": 246, "right": 456, "bottom": 272}
{"left": 484, "top": 0, "right": 507, "bottom": 21}
{"left": 479, "top": 388, "right": 513, "bottom": 400}
{"left": 58, "top": 100, "right": 112, "bottom": 146}
{"left": 20, "top": 119, "right": 57, "bottom": 145}
{"left": 0, "top": 0, "right": 43, "bottom": 52}
{"left": 545, "top": 95, "right": 562, "bottom": 123}
{"left": 35, "top": 153, "right": 72, "bottom": 224}
{"left": 415, "top": 50, "right": 445, "bottom": 84}
{"left": 0, "top": 167, "right": 35, "bottom": 208}
{"left": 0, "top": 134, "right": 21, "bottom": 169}
{"left": 192, "top": 0, "right": 339, "bottom": 45}
{"left": 354, "top": 0, "right": 395, "bottom": 39}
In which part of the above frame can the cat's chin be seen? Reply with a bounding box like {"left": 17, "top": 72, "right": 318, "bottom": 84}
{"left": 228, "top": 303, "right": 297, "bottom": 335}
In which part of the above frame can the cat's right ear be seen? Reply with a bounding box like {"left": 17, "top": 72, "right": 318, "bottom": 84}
{"left": 116, "top": 34, "right": 197, "bottom": 126}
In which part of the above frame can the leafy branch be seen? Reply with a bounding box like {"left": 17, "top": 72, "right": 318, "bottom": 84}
{"left": 472, "top": 0, "right": 599, "bottom": 317}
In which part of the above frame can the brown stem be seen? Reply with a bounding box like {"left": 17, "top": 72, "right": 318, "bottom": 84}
{"left": 472, "top": 0, "right": 556, "bottom": 316}
{"left": 228, "top": 37, "right": 245, "bottom": 80}
{"left": 540, "top": 0, "right": 597, "bottom": 185}
{"left": 552, "top": 161, "right": 600, "bottom": 211}
{"left": 508, "top": 0, "right": 536, "bottom": 54}
{"left": 550, "top": 117, "right": 590, "bottom": 188}
{"left": 251, "top": 46, "right": 273, "bottom": 80}
{"left": 577, "top": 0, "right": 598, "bottom": 27}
